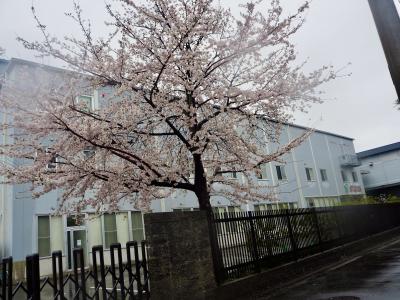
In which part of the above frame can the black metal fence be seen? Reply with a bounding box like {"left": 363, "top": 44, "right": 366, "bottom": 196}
{"left": 210, "top": 204, "right": 400, "bottom": 282}
{"left": 0, "top": 241, "right": 149, "bottom": 300}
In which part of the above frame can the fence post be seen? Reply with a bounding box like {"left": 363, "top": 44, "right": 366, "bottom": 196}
{"left": 52, "top": 251, "right": 64, "bottom": 300}
{"left": 312, "top": 208, "right": 323, "bottom": 248}
{"left": 92, "top": 246, "right": 107, "bottom": 300}
{"left": 26, "top": 254, "right": 40, "bottom": 300}
{"left": 126, "top": 241, "right": 138, "bottom": 298}
{"left": 285, "top": 209, "right": 297, "bottom": 259}
{"left": 206, "top": 211, "right": 225, "bottom": 284}
{"left": 2, "top": 257, "right": 12, "bottom": 300}
{"left": 248, "top": 211, "right": 261, "bottom": 273}
{"left": 109, "top": 244, "right": 118, "bottom": 300}
{"left": 110, "top": 243, "right": 125, "bottom": 299}
{"left": 73, "top": 248, "right": 86, "bottom": 300}
{"left": 141, "top": 240, "right": 150, "bottom": 297}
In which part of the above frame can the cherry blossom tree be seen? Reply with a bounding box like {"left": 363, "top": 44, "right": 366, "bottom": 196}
{"left": 0, "top": 0, "right": 337, "bottom": 213}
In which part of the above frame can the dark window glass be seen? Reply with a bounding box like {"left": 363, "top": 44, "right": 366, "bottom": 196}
{"left": 305, "top": 168, "right": 315, "bottom": 181}
{"left": 320, "top": 169, "right": 328, "bottom": 181}
{"left": 276, "top": 165, "right": 287, "bottom": 180}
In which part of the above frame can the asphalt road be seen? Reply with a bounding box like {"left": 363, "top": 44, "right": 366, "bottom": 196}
{"left": 256, "top": 239, "right": 400, "bottom": 300}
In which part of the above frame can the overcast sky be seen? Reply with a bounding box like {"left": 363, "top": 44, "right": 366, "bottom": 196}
{"left": 0, "top": 0, "right": 399, "bottom": 152}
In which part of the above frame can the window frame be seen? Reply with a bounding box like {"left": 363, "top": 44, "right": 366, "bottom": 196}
{"left": 320, "top": 169, "right": 328, "bottom": 182}
{"left": 172, "top": 207, "right": 199, "bottom": 212}
{"left": 102, "top": 213, "right": 118, "bottom": 249}
{"left": 37, "top": 215, "right": 51, "bottom": 258}
{"left": 45, "top": 147, "right": 59, "bottom": 171}
{"left": 276, "top": 165, "right": 287, "bottom": 181}
{"left": 226, "top": 170, "right": 239, "bottom": 180}
{"left": 130, "top": 211, "right": 145, "bottom": 243}
{"left": 256, "top": 164, "right": 268, "bottom": 180}
{"left": 76, "top": 95, "right": 94, "bottom": 112}
{"left": 305, "top": 167, "right": 316, "bottom": 182}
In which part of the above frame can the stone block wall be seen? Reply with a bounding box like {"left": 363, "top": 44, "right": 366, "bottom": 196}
{"left": 144, "top": 211, "right": 216, "bottom": 300}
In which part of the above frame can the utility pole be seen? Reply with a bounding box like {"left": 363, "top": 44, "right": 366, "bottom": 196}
{"left": 368, "top": 0, "right": 400, "bottom": 100}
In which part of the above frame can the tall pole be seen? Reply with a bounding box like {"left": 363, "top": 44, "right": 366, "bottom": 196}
{"left": 368, "top": 0, "right": 400, "bottom": 99}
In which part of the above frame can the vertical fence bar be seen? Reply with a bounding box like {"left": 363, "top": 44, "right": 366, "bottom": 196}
{"left": 92, "top": 246, "right": 107, "bottom": 300}
{"left": 52, "top": 251, "right": 64, "bottom": 300}
{"left": 2, "top": 257, "right": 12, "bottom": 300}
{"left": 117, "top": 243, "right": 125, "bottom": 299}
{"left": 2, "top": 257, "right": 6, "bottom": 300}
{"left": 79, "top": 248, "right": 87, "bottom": 300}
{"left": 110, "top": 243, "right": 125, "bottom": 299}
{"left": 133, "top": 241, "right": 143, "bottom": 299}
{"left": 26, "top": 255, "right": 33, "bottom": 300}
{"left": 126, "top": 241, "right": 137, "bottom": 299}
{"left": 91, "top": 247, "right": 99, "bottom": 300}
{"left": 141, "top": 241, "right": 149, "bottom": 297}
{"left": 285, "top": 210, "right": 297, "bottom": 260}
{"left": 312, "top": 208, "right": 323, "bottom": 248}
{"left": 207, "top": 212, "right": 224, "bottom": 284}
{"left": 73, "top": 250, "right": 79, "bottom": 298}
{"left": 109, "top": 244, "right": 118, "bottom": 300}
{"left": 73, "top": 248, "right": 86, "bottom": 300}
{"left": 248, "top": 211, "right": 261, "bottom": 273}
{"left": 26, "top": 254, "right": 40, "bottom": 300}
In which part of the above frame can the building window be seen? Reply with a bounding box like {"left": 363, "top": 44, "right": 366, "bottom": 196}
{"left": 83, "top": 146, "right": 95, "bottom": 159}
{"left": 254, "top": 202, "right": 297, "bottom": 211}
{"left": 103, "top": 214, "right": 118, "bottom": 249}
{"left": 173, "top": 208, "right": 192, "bottom": 212}
{"left": 76, "top": 95, "right": 93, "bottom": 111}
{"left": 308, "top": 197, "right": 339, "bottom": 208}
{"left": 276, "top": 165, "right": 287, "bottom": 181}
{"left": 227, "top": 170, "right": 238, "bottom": 179}
{"left": 256, "top": 164, "right": 268, "bottom": 180}
{"left": 131, "top": 212, "right": 144, "bottom": 242}
{"left": 341, "top": 170, "right": 349, "bottom": 182}
{"left": 305, "top": 167, "right": 316, "bottom": 181}
{"left": 45, "top": 147, "right": 58, "bottom": 171}
{"left": 38, "top": 216, "right": 51, "bottom": 257}
{"left": 352, "top": 171, "right": 358, "bottom": 183}
{"left": 172, "top": 207, "right": 199, "bottom": 212}
{"left": 320, "top": 169, "right": 328, "bottom": 182}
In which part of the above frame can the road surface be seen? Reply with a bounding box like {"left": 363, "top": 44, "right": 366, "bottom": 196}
{"left": 257, "top": 239, "right": 400, "bottom": 300}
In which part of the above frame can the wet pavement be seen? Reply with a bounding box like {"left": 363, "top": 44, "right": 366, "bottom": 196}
{"left": 255, "top": 239, "right": 400, "bottom": 300}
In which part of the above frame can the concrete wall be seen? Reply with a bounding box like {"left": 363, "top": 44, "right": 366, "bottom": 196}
{"left": 144, "top": 211, "right": 216, "bottom": 300}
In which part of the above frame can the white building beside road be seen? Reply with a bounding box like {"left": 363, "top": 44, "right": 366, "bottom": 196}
{"left": 357, "top": 142, "right": 400, "bottom": 198}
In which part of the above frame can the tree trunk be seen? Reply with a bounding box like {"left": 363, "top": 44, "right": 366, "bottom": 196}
{"left": 196, "top": 185, "right": 212, "bottom": 212}
{"left": 193, "top": 153, "right": 212, "bottom": 213}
